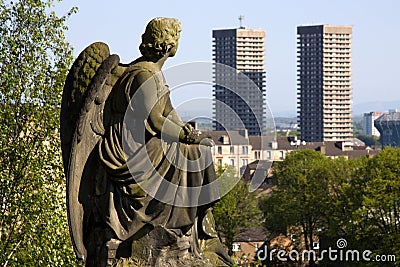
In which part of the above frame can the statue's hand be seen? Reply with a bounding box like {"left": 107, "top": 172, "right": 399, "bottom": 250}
{"left": 184, "top": 129, "right": 214, "bottom": 147}
{"left": 183, "top": 123, "right": 194, "bottom": 135}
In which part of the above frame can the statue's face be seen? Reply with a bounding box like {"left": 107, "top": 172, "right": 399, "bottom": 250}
{"left": 168, "top": 34, "right": 180, "bottom": 57}
{"left": 169, "top": 43, "right": 178, "bottom": 57}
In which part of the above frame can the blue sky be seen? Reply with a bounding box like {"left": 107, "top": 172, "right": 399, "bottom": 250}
{"left": 56, "top": 0, "right": 400, "bottom": 117}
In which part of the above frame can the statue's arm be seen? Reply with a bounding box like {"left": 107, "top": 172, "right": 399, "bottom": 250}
{"left": 164, "top": 98, "right": 199, "bottom": 142}
{"left": 134, "top": 71, "right": 186, "bottom": 141}
{"left": 164, "top": 97, "right": 185, "bottom": 127}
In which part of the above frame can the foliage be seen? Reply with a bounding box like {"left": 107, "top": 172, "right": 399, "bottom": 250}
{"left": 352, "top": 147, "right": 400, "bottom": 263}
{"left": 213, "top": 166, "right": 263, "bottom": 256}
{"left": 353, "top": 115, "right": 363, "bottom": 135}
{"left": 276, "top": 130, "right": 298, "bottom": 137}
{"left": 0, "top": 0, "right": 78, "bottom": 266}
{"left": 323, "top": 157, "right": 368, "bottom": 239}
{"left": 260, "top": 150, "right": 332, "bottom": 253}
{"left": 356, "top": 134, "right": 380, "bottom": 148}
{"left": 260, "top": 149, "right": 400, "bottom": 266}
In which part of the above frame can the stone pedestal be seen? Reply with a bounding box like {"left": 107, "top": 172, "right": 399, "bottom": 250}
{"left": 111, "top": 226, "right": 214, "bottom": 267}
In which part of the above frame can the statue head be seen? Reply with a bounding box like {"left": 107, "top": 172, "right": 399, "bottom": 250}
{"left": 139, "top": 17, "right": 182, "bottom": 61}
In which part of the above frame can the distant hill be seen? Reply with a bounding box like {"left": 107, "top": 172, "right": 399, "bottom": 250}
{"left": 271, "top": 110, "right": 297, "bottom": 118}
{"left": 175, "top": 100, "right": 400, "bottom": 123}
{"left": 353, "top": 100, "right": 400, "bottom": 116}
{"left": 266, "top": 100, "right": 400, "bottom": 118}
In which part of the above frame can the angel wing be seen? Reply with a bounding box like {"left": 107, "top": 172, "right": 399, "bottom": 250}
{"left": 60, "top": 42, "right": 125, "bottom": 261}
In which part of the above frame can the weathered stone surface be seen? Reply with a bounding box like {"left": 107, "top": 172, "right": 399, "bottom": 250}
{"left": 61, "top": 17, "right": 232, "bottom": 267}
{"left": 112, "top": 226, "right": 214, "bottom": 267}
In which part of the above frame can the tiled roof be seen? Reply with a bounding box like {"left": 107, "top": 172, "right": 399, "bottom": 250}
{"left": 242, "top": 160, "right": 273, "bottom": 182}
{"left": 276, "top": 136, "right": 376, "bottom": 158}
{"left": 246, "top": 160, "right": 273, "bottom": 170}
{"left": 276, "top": 136, "right": 324, "bottom": 150}
{"left": 249, "top": 136, "right": 275, "bottom": 150}
{"left": 205, "top": 130, "right": 250, "bottom": 145}
{"left": 234, "top": 227, "right": 267, "bottom": 242}
{"left": 345, "top": 149, "right": 379, "bottom": 159}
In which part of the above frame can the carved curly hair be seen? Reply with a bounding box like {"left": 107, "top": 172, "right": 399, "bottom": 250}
{"left": 139, "top": 17, "right": 182, "bottom": 61}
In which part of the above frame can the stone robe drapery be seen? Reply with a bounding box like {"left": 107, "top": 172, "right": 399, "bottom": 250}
{"left": 95, "top": 62, "right": 220, "bottom": 245}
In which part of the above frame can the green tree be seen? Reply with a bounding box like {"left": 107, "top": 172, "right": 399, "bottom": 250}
{"left": 353, "top": 115, "right": 363, "bottom": 136}
{"left": 213, "top": 166, "right": 263, "bottom": 256}
{"left": 259, "top": 148, "right": 400, "bottom": 266}
{"left": 260, "top": 150, "right": 333, "bottom": 266}
{"left": 317, "top": 156, "right": 370, "bottom": 267}
{"left": 352, "top": 147, "right": 400, "bottom": 264}
{"left": 0, "top": 0, "right": 77, "bottom": 265}
{"left": 327, "top": 157, "right": 368, "bottom": 234}
{"left": 356, "top": 134, "right": 380, "bottom": 148}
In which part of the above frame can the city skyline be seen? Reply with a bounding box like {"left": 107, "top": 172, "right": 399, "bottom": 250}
{"left": 55, "top": 0, "right": 400, "bottom": 117}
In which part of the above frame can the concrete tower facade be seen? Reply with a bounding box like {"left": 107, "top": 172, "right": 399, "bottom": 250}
{"left": 297, "top": 25, "right": 353, "bottom": 142}
{"left": 212, "top": 27, "right": 266, "bottom": 136}
{"left": 363, "top": 111, "right": 383, "bottom": 137}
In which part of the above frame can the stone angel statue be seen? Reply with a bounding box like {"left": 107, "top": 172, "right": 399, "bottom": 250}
{"left": 61, "top": 17, "right": 232, "bottom": 267}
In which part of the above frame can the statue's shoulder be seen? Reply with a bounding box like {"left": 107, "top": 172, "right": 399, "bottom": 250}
{"left": 122, "top": 61, "right": 159, "bottom": 79}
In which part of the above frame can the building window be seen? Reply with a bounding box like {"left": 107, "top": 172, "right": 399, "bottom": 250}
{"left": 218, "top": 159, "right": 222, "bottom": 167}
{"left": 241, "top": 159, "right": 248, "bottom": 167}
{"left": 267, "top": 151, "right": 271, "bottom": 159}
{"left": 242, "top": 146, "right": 248, "bottom": 154}
{"left": 230, "top": 146, "right": 235, "bottom": 154}
{"left": 217, "top": 146, "right": 222, "bottom": 154}
{"left": 230, "top": 159, "right": 235, "bottom": 166}
{"left": 279, "top": 151, "right": 284, "bottom": 159}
